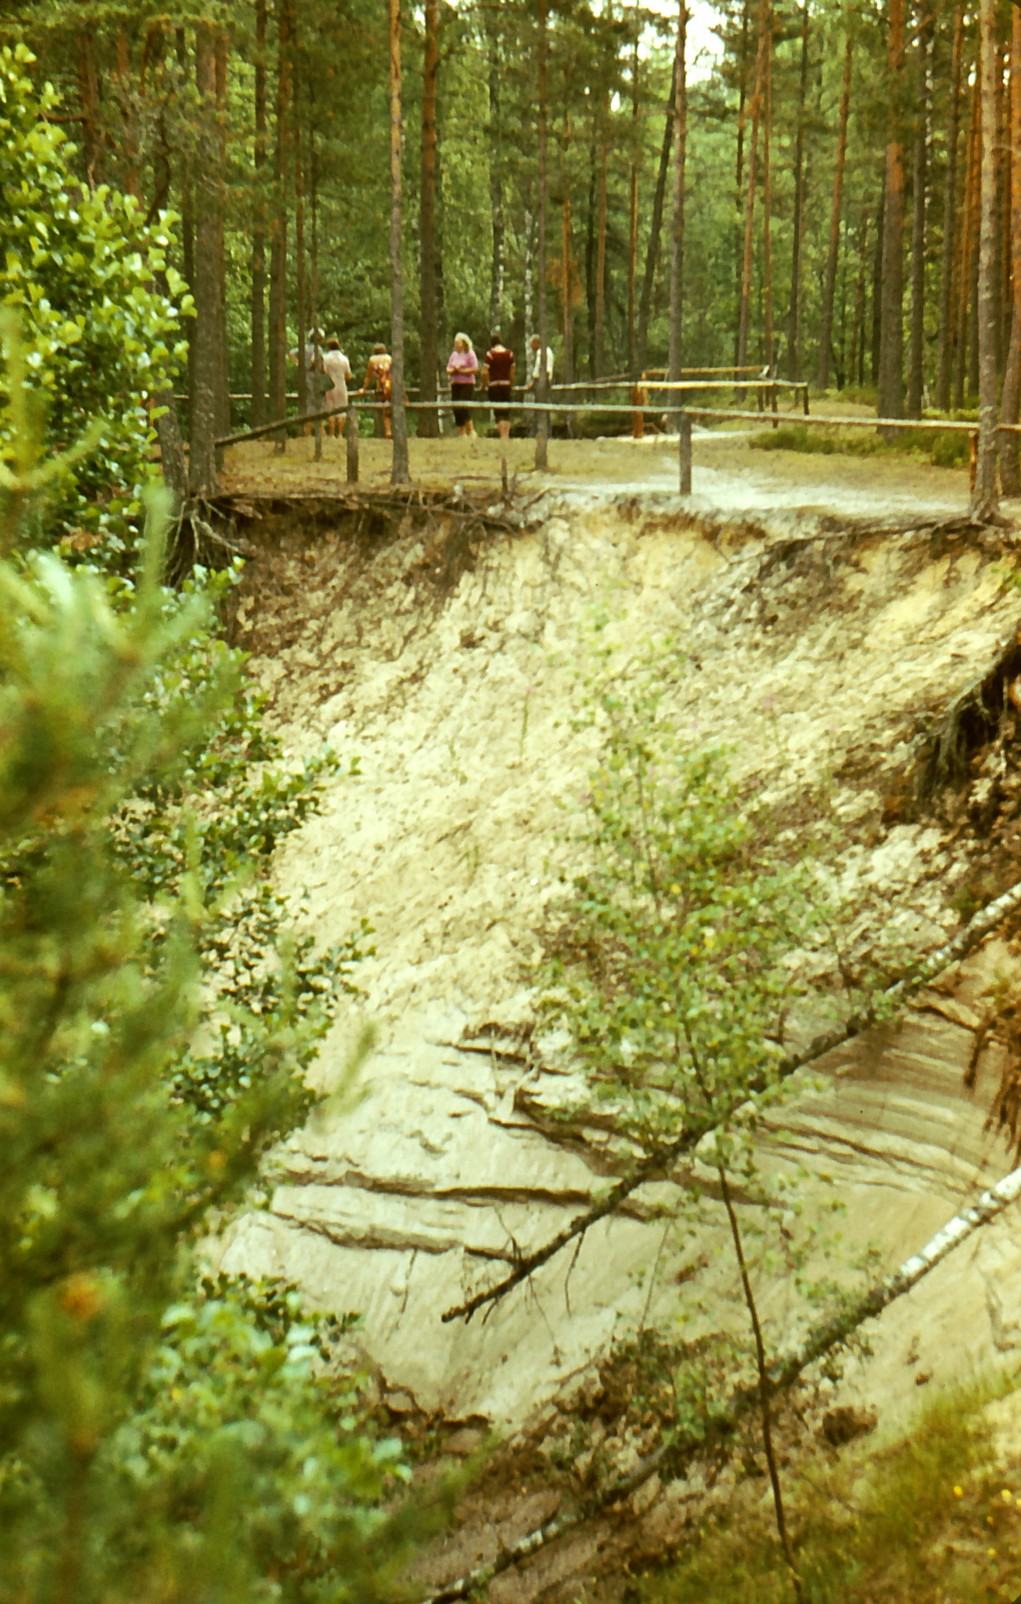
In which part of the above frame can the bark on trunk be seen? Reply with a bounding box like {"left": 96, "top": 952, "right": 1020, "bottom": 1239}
{"left": 295, "top": 117, "right": 309, "bottom": 415}
{"left": 561, "top": 111, "right": 575, "bottom": 389}
{"left": 76, "top": 22, "right": 102, "bottom": 189}
{"left": 268, "top": 0, "right": 293, "bottom": 449}
{"left": 114, "top": 30, "right": 141, "bottom": 201}
{"left": 816, "top": 27, "right": 852, "bottom": 390}
{"left": 627, "top": 23, "right": 640, "bottom": 374}
{"left": 736, "top": 0, "right": 770, "bottom": 371}
{"left": 213, "top": 29, "right": 230, "bottom": 442}
{"left": 906, "top": 0, "right": 931, "bottom": 418}
{"left": 593, "top": 105, "right": 609, "bottom": 379}
{"left": 389, "top": 0, "right": 411, "bottom": 483}
{"left": 668, "top": 0, "right": 688, "bottom": 393}
{"left": 971, "top": 0, "right": 1000, "bottom": 519}
{"left": 637, "top": 54, "right": 677, "bottom": 373}
{"left": 786, "top": 0, "right": 809, "bottom": 382}
{"left": 536, "top": 0, "right": 550, "bottom": 469}
{"left": 876, "top": 0, "right": 906, "bottom": 425}
{"left": 999, "top": 4, "right": 1021, "bottom": 494}
{"left": 936, "top": 4, "right": 965, "bottom": 411}
{"left": 762, "top": 29, "right": 773, "bottom": 368}
{"left": 955, "top": 82, "right": 980, "bottom": 409}
{"left": 188, "top": 22, "right": 221, "bottom": 494}
{"left": 485, "top": 8, "right": 506, "bottom": 336}
{"left": 419, "top": 0, "right": 440, "bottom": 438}
{"left": 251, "top": 0, "right": 268, "bottom": 427}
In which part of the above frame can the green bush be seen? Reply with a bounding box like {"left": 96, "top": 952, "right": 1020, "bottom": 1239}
{"left": 0, "top": 45, "right": 190, "bottom": 559}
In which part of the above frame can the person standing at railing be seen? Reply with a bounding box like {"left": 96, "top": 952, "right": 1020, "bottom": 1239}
{"left": 321, "top": 338, "right": 352, "bottom": 438}
{"left": 482, "top": 332, "right": 515, "bottom": 441}
{"left": 446, "top": 333, "right": 479, "bottom": 438}
{"left": 363, "top": 343, "right": 393, "bottom": 439}
{"left": 524, "top": 334, "right": 553, "bottom": 435}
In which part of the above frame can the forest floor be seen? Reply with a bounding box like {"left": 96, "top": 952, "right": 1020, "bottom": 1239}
{"left": 219, "top": 396, "right": 977, "bottom": 523}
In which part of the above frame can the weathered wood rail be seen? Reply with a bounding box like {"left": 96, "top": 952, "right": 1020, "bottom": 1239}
{"left": 209, "top": 381, "right": 1008, "bottom": 497}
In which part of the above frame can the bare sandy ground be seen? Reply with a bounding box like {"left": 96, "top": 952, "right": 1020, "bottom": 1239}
{"left": 221, "top": 420, "right": 978, "bottom": 523}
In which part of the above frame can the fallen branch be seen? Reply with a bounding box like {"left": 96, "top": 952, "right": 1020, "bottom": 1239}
{"left": 423, "top": 1161, "right": 1021, "bottom": 1602}
{"left": 442, "top": 873, "right": 1021, "bottom": 1326}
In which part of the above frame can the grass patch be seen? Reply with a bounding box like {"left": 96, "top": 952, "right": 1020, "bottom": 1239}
{"left": 750, "top": 420, "right": 972, "bottom": 470}
{"left": 633, "top": 1380, "right": 1021, "bottom": 1603}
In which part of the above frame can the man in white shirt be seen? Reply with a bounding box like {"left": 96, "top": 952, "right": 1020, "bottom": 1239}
{"left": 525, "top": 335, "right": 554, "bottom": 435}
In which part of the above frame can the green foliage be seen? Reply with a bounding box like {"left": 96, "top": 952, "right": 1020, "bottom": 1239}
{"left": 0, "top": 44, "right": 190, "bottom": 557}
{"left": 750, "top": 421, "right": 971, "bottom": 470}
{"left": 542, "top": 633, "right": 814, "bottom": 1147}
{"left": 0, "top": 322, "right": 413, "bottom": 1598}
{"left": 635, "top": 1380, "right": 1021, "bottom": 1604}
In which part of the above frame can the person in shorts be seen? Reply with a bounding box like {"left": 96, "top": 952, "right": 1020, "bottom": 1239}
{"left": 363, "top": 343, "right": 393, "bottom": 438}
{"left": 483, "top": 332, "right": 515, "bottom": 441}
{"left": 446, "top": 333, "right": 479, "bottom": 437}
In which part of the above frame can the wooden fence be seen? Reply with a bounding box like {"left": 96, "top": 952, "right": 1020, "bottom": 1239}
{"left": 210, "top": 382, "right": 1003, "bottom": 496}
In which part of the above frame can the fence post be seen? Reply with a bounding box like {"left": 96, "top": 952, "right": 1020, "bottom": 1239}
{"left": 679, "top": 410, "right": 692, "bottom": 495}
{"left": 802, "top": 383, "right": 810, "bottom": 417}
{"left": 346, "top": 405, "right": 359, "bottom": 484}
{"left": 631, "top": 380, "right": 646, "bottom": 439}
{"left": 771, "top": 382, "right": 779, "bottom": 429}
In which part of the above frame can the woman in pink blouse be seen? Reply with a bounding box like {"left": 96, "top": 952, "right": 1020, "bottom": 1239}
{"left": 446, "top": 333, "right": 479, "bottom": 437}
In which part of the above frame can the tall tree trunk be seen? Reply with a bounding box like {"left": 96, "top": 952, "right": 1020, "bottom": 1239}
{"left": 523, "top": 204, "right": 535, "bottom": 346}
{"left": 295, "top": 118, "right": 309, "bottom": 415}
{"left": 936, "top": 2, "right": 965, "bottom": 410}
{"left": 871, "top": 169, "right": 885, "bottom": 382}
{"left": 213, "top": 28, "right": 230, "bottom": 441}
{"left": 733, "top": 0, "right": 751, "bottom": 367}
{"left": 419, "top": 0, "right": 440, "bottom": 437}
{"left": 736, "top": 0, "right": 770, "bottom": 370}
{"left": 906, "top": 0, "right": 932, "bottom": 417}
{"left": 485, "top": 8, "right": 505, "bottom": 335}
{"left": 1000, "top": 3, "right": 1021, "bottom": 494}
{"left": 175, "top": 27, "right": 195, "bottom": 408}
{"left": 876, "top": 0, "right": 906, "bottom": 423}
{"left": 816, "top": 24, "right": 852, "bottom": 389}
{"left": 786, "top": 0, "right": 809, "bottom": 381}
{"left": 637, "top": 54, "right": 677, "bottom": 372}
{"left": 268, "top": 0, "right": 293, "bottom": 448}
{"left": 972, "top": 0, "right": 1000, "bottom": 518}
{"left": 955, "top": 81, "right": 980, "bottom": 408}
{"left": 536, "top": 0, "right": 550, "bottom": 468}
{"left": 848, "top": 210, "right": 870, "bottom": 388}
{"left": 762, "top": 27, "right": 774, "bottom": 368}
{"left": 389, "top": 0, "right": 410, "bottom": 483}
{"left": 627, "top": 19, "right": 640, "bottom": 373}
{"left": 114, "top": 30, "right": 141, "bottom": 201}
{"left": 586, "top": 160, "right": 598, "bottom": 378}
{"left": 594, "top": 101, "right": 609, "bottom": 378}
{"left": 189, "top": 22, "right": 221, "bottom": 494}
{"left": 561, "top": 111, "right": 575, "bottom": 389}
{"left": 251, "top": 0, "right": 268, "bottom": 427}
{"left": 76, "top": 24, "right": 101, "bottom": 189}
{"left": 668, "top": 0, "right": 688, "bottom": 391}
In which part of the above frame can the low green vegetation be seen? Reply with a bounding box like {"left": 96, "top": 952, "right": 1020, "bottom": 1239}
{"left": 634, "top": 1380, "right": 1021, "bottom": 1604}
{"left": 750, "top": 420, "right": 972, "bottom": 470}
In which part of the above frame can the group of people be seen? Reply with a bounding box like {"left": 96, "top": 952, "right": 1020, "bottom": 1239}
{"left": 446, "top": 333, "right": 554, "bottom": 439}
{"left": 290, "top": 332, "right": 393, "bottom": 439}
{"left": 291, "top": 329, "right": 554, "bottom": 441}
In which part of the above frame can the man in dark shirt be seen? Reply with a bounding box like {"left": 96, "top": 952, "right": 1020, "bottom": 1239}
{"left": 482, "top": 332, "right": 516, "bottom": 441}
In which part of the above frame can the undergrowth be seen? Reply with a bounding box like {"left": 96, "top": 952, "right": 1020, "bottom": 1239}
{"left": 750, "top": 420, "right": 973, "bottom": 470}
{"left": 633, "top": 1378, "right": 1021, "bottom": 1603}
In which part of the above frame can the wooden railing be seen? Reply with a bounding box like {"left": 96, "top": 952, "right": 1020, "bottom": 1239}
{"left": 209, "top": 384, "right": 1002, "bottom": 497}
